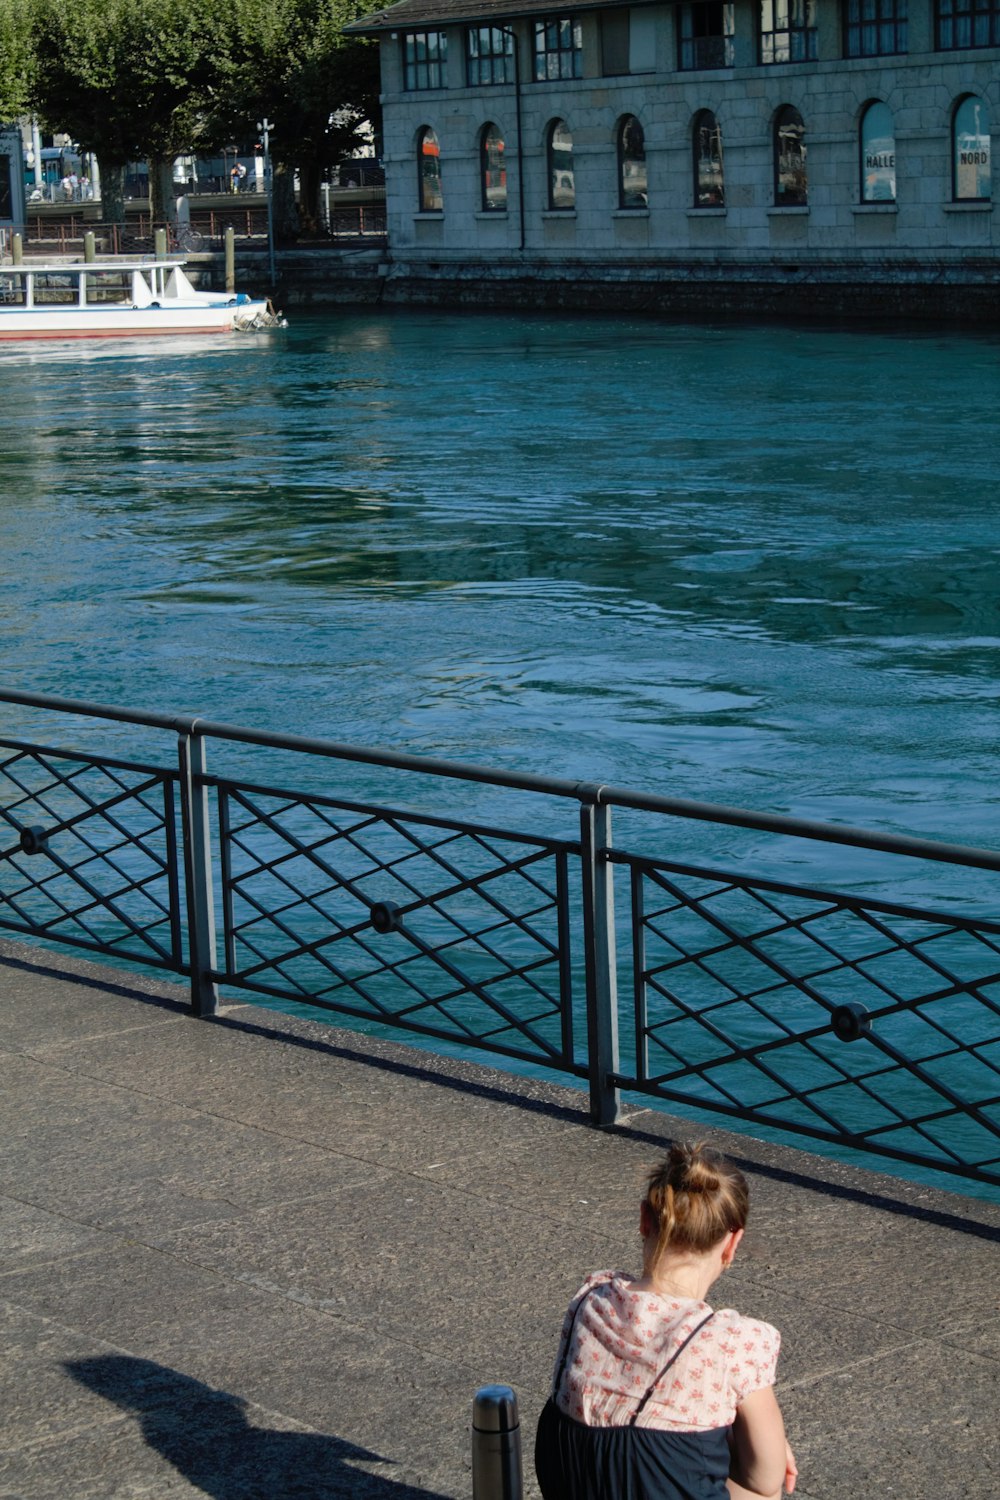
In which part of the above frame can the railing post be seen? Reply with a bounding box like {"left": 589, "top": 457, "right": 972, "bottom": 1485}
{"left": 580, "top": 795, "right": 620, "bottom": 1125}
{"left": 225, "top": 225, "right": 235, "bottom": 292}
{"left": 177, "top": 728, "right": 219, "bottom": 1016}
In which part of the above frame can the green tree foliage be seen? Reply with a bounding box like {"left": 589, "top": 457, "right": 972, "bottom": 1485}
{"left": 218, "top": 0, "right": 380, "bottom": 237}
{"left": 31, "top": 0, "right": 232, "bottom": 222}
{"left": 0, "top": 0, "right": 36, "bottom": 120}
{"left": 9, "top": 0, "right": 379, "bottom": 238}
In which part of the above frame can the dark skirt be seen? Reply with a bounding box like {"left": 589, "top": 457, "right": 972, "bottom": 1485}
{"left": 534, "top": 1398, "right": 731, "bottom": 1500}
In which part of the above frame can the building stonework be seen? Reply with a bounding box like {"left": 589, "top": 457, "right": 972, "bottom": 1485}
{"left": 351, "top": 0, "right": 1000, "bottom": 315}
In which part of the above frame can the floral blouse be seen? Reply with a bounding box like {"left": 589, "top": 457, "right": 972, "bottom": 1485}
{"left": 553, "top": 1270, "right": 781, "bottom": 1431}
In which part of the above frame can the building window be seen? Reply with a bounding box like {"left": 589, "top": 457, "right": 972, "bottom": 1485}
{"left": 846, "top": 0, "right": 907, "bottom": 54}
{"left": 953, "top": 95, "right": 991, "bottom": 199}
{"left": 774, "top": 105, "right": 807, "bottom": 203}
{"left": 0, "top": 156, "right": 10, "bottom": 220}
{"left": 481, "top": 123, "right": 507, "bottom": 210}
{"left": 467, "top": 27, "right": 515, "bottom": 85}
{"left": 547, "top": 119, "right": 575, "bottom": 208}
{"left": 418, "top": 127, "right": 443, "bottom": 211}
{"left": 938, "top": 0, "right": 1000, "bottom": 46}
{"left": 860, "top": 101, "right": 896, "bottom": 200}
{"left": 404, "top": 31, "right": 448, "bottom": 90}
{"left": 617, "top": 116, "right": 647, "bottom": 207}
{"left": 534, "top": 16, "right": 583, "bottom": 80}
{"left": 760, "top": 0, "right": 817, "bottom": 62}
{"left": 680, "top": 2, "right": 735, "bottom": 68}
{"left": 600, "top": 8, "right": 656, "bottom": 71}
{"left": 694, "top": 110, "right": 725, "bottom": 204}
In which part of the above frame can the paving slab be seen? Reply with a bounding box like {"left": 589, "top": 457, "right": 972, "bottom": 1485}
{"left": 1, "top": 935, "right": 999, "bottom": 1500}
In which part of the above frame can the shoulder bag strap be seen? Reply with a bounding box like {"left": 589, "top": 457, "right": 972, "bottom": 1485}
{"left": 629, "top": 1312, "right": 715, "bottom": 1426}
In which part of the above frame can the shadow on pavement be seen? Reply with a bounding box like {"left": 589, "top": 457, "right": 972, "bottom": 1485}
{"left": 64, "top": 1355, "right": 452, "bottom": 1499}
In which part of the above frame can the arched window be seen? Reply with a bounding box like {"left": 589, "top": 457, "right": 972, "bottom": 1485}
{"left": 617, "top": 116, "right": 647, "bottom": 208}
{"left": 953, "top": 95, "right": 991, "bottom": 201}
{"left": 547, "top": 120, "right": 574, "bottom": 209}
{"left": 480, "top": 123, "right": 507, "bottom": 212}
{"left": 418, "top": 126, "right": 443, "bottom": 212}
{"left": 774, "top": 105, "right": 807, "bottom": 206}
{"left": 693, "top": 110, "right": 724, "bottom": 206}
{"left": 860, "top": 101, "right": 895, "bottom": 201}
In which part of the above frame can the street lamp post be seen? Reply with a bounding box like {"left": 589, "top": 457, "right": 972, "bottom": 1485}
{"left": 257, "top": 117, "right": 276, "bottom": 286}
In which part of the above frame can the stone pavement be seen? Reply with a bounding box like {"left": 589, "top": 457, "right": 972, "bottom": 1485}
{"left": 1, "top": 934, "right": 998, "bottom": 1500}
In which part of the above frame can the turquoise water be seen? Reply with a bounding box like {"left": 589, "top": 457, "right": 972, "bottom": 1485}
{"left": 2, "top": 308, "right": 999, "bottom": 1195}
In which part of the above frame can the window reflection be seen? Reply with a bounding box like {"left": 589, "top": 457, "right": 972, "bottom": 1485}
{"left": 953, "top": 95, "right": 990, "bottom": 200}
{"left": 774, "top": 105, "right": 807, "bottom": 205}
{"left": 548, "top": 120, "right": 575, "bottom": 209}
{"left": 693, "top": 110, "right": 724, "bottom": 205}
{"left": 618, "top": 116, "right": 647, "bottom": 208}
{"left": 860, "top": 101, "right": 896, "bottom": 201}
{"left": 467, "top": 26, "right": 515, "bottom": 86}
{"left": 760, "top": 0, "right": 817, "bottom": 62}
{"left": 534, "top": 16, "right": 583, "bottom": 80}
{"left": 481, "top": 123, "right": 507, "bottom": 211}
{"left": 418, "top": 127, "right": 443, "bottom": 212}
{"left": 403, "top": 31, "right": 447, "bottom": 90}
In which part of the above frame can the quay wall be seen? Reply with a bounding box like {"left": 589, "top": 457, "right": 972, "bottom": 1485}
{"left": 230, "top": 248, "right": 1000, "bottom": 324}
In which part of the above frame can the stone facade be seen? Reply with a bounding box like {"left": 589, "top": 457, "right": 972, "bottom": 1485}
{"left": 350, "top": 0, "right": 1000, "bottom": 310}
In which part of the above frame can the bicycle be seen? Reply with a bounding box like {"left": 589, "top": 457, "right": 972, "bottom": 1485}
{"left": 170, "top": 222, "right": 207, "bottom": 253}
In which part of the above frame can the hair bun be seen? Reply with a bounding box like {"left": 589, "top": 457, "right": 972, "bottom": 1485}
{"left": 645, "top": 1141, "right": 749, "bottom": 1254}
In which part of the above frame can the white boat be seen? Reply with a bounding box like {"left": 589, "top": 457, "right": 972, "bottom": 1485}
{"left": 0, "top": 257, "right": 286, "bottom": 340}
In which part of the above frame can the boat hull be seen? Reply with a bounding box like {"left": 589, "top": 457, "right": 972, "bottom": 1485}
{"left": 0, "top": 304, "right": 272, "bottom": 340}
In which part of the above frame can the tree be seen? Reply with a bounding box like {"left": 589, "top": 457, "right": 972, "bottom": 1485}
{"left": 0, "top": 0, "right": 36, "bottom": 121}
{"left": 218, "top": 0, "right": 380, "bottom": 238}
{"left": 31, "top": 0, "right": 233, "bottom": 223}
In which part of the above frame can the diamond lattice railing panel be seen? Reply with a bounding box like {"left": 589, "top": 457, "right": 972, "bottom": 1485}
{"left": 0, "top": 742, "right": 182, "bottom": 966}
{"left": 218, "top": 785, "right": 574, "bottom": 1065}
{"left": 624, "top": 860, "right": 1000, "bottom": 1179}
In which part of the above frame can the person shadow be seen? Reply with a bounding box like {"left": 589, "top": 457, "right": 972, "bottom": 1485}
{"left": 64, "top": 1355, "right": 452, "bottom": 1498}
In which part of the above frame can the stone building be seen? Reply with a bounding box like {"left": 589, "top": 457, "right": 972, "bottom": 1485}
{"left": 346, "top": 0, "right": 1000, "bottom": 315}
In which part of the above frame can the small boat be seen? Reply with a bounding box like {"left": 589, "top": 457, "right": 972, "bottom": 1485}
{"left": 0, "top": 257, "right": 287, "bottom": 340}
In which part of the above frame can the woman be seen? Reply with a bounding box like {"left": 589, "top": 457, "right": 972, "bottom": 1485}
{"left": 535, "top": 1142, "right": 797, "bottom": 1500}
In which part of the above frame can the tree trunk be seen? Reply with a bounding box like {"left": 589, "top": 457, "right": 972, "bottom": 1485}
{"left": 99, "top": 162, "right": 127, "bottom": 229}
{"left": 297, "top": 157, "right": 322, "bottom": 237}
{"left": 272, "top": 164, "right": 299, "bottom": 243}
{"left": 149, "top": 158, "right": 179, "bottom": 224}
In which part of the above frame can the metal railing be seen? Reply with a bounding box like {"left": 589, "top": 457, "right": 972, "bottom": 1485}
{"left": 21, "top": 202, "right": 387, "bottom": 256}
{"left": 1, "top": 687, "right": 999, "bottom": 1191}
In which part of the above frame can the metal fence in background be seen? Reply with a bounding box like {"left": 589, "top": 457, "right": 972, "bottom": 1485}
{"left": 18, "top": 200, "right": 387, "bottom": 257}
{"left": 1, "top": 687, "right": 999, "bottom": 1192}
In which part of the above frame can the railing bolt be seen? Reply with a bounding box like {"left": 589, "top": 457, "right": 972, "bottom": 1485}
{"left": 370, "top": 900, "right": 403, "bottom": 934}
{"left": 831, "top": 1002, "right": 872, "bottom": 1043}
{"left": 19, "top": 825, "right": 49, "bottom": 856}
{"left": 472, "top": 1385, "right": 522, "bottom": 1500}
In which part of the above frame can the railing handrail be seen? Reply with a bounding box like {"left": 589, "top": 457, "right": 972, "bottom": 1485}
{"left": 4, "top": 685, "right": 1000, "bottom": 874}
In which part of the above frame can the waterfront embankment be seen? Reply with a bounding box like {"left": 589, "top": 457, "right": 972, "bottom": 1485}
{"left": 228, "top": 246, "right": 1000, "bottom": 323}
{"left": 1, "top": 934, "right": 998, "bottom": 1499}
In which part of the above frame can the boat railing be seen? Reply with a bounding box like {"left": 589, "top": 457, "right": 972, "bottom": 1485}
{"left": 0, "top": 260, "right": 177, "bottom": 308}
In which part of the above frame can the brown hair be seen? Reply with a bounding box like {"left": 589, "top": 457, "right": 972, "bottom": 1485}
{"left": 644, "top": 1141, "right": 749, "bottom": 1262}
